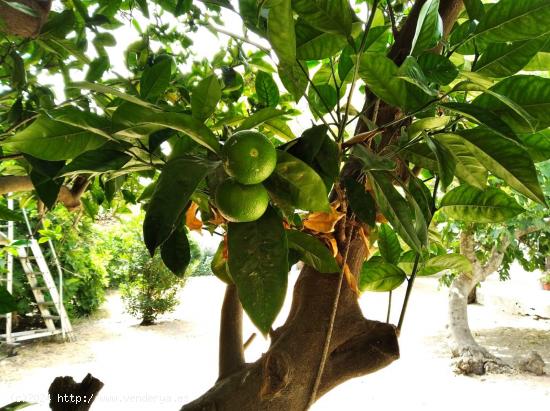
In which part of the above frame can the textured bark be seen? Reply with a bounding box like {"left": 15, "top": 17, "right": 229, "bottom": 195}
{"left": 48, "top": 373, "right": 103, "bottom": 411}
{"left": 218, "top": 284, "right": 245, "bottom": 380}
{"left": 0, "top": 0, "right": 51, "bottom": 37}
{"left": 0, "top": 175, "right": 89, "bottom": 211}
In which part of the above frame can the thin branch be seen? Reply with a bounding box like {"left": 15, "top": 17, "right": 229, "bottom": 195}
{"left": 387, "top": 0, "right": 399, "bottom": 38}
{"left": 207, "top": 23, "right": 271, "bottom": 54}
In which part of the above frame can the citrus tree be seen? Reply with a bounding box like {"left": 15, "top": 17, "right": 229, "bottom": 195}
{"left": 1, "top": 0, "right": 550, "bottom": 410}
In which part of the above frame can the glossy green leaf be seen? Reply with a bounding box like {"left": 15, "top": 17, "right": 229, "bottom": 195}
{"left": 475, "top": 37, "right": 548, "bottom": 78}
{"left": 352, "top": 145, "right": 396, "bottom": 171}
{"left": 255, "top": 71, "right": 280, "bottom": 108}
{"left": 359, "top": 260, "right": 407, "bottom": 292}
{"left": 71, "top": 81, "right": 155, "bottom": 108}
{"left": 407, "top": 116, "right": 451, "bottom": 139}
{"left": 417, "top": 53, "right": 459, "bottom": 85}
{"left": 463, "top": 0, "right": 485, "bottom": 21}
{"left": 140, "top": 58, "right": 172, "bottom": 100}
{"left": 263, "top": 118, "right": 295, "bottom": 141}
{"left": 60, "top": 149, "right": 132, "bottom": 175}
{"left": 292, "top": 0, "right": 352, "bottom": 36}
{"left": 439, "top": 185, "right": 525, "bottom": 223}
{"left": 474, "top": 0, "right": 550, "bottom": 43}
{"left": 524, "top": 51, "right": 550, "bottom": 71}
{"left": 113, "top": 103, "right": 220, "bottom": 153}
{"left": 0, "top": 401, "right": 33, "bottom": 411}
{"left": 135, "top": 0, "right": 149, "bottom": 17}
{"left": 425, "top": 135, "right": 456, "bottom": 189}
{"left": 3, "top": 116, "right": 107, "bottom": 161}
{"left": 296, "top": 19, "right": 347, "bottom": 60}
{"left": 10, "top": 50, "right": 26, "bottom": 89}
{"left": 411, "top": 0, "right": 442, "bottom": 55}
{"left": 435, "top": 133, "right": 487, "bottom": 189}
{"left": 227, "top": 207, "right": 288, "bottom": 335}
{"left": 267, "top": 0, "right": 296, "bottom": 64}
{"left": 191, "top": 74, "right": 222, "bottom": 121}
{"left": 408, "top": 175, "right": 433, "bottom": 223}
{"left": 441, "top": 102, "right": 517, "bottom": 142}
{"left": 456, "top": 128, "right": 545, "bottom": 203}
{"left": 86, "top": 56, "right": 110, "bottom": 82}
{"left": 46, "top": 106, "right": 112, "bottom": 140}
{"left": 160, "top": 226, "right": 191, "bottom": 277}
{"left": 264, "top": 150, "right": 330, "bottom": 212}
{"left": 343, "top": 178, "right": 376, "bottom": 227}
{"left": 378, "top": 224, "right": 402, "bottom": 265}
{"left": 518, "top": 130, "right": 550, "bottom": 162}
{"left": 235, "top": 107, "right": 286, "bottom": 132}
{"left": 278, "top": 60, "right": 308, "bottom": 102}
{"left": 287, "top": 230, "right": 339, "bottom": 273}
{"left": 398, "top": 56, "right": 437, "bottom": 96}
{"left": 358, "top": 54, "right": 407, "bottom": 108}
{"left": 0, "top": 204, "right": 23, "bottom": 222}
{"left": 418, "top": 253, "right": 473, "bottom": 276}
{"left": 25, "top": 155, "right": 64, "bottom": 210}
{"left": 211, "top": 242, "right": 233, "bottom": 284}
{"left": 368, "top": 170, "right": 423, "bottom": 253}
{"left": 143, "top": 157, "right": 213, "bottom": 255}
{"left": 472, "top": 75, "right": 550, "bottom": 133}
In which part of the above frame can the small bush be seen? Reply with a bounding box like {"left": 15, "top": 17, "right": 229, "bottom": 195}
{"left": 121, "top": 253, "right": 185, "bottom": 325}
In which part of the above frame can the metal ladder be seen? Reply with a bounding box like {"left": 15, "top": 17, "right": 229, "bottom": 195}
{"left": 1, "top": 201, "right": 74, "bottom": 343}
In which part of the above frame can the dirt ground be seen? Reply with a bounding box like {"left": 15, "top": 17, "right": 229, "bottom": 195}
{"left": 0, "top": 272, "right": 549, "bottom": 410}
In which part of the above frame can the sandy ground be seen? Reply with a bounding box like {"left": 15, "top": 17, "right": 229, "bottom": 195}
{"left": 0, "top": 270, "right": 549, "bottom": 410}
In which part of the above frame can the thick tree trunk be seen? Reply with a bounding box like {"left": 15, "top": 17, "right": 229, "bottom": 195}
{"left": 0, "top": 0, "right": 51, "bottom": 38}
{"left": 181, "top": 233, "right": 400, "bottom": 411}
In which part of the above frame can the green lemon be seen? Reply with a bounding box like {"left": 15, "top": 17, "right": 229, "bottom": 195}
{"left": 222, "top": 130, "right": 277, "bottom": 185}
{"left": 215, "top": 179, "right": 270, "bottom": 222}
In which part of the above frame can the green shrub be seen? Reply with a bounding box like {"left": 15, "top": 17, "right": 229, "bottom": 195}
{"left": 120, "top": 252, "right": 185, "bottom": 325}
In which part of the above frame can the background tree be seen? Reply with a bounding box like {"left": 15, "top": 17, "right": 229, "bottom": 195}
{"left": 1, "top": 1, "right": 550, "bottom": 410}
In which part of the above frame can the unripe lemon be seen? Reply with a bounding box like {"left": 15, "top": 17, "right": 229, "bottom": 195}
{"left": 215, "top": 179, "right": 270, "bottom": 222}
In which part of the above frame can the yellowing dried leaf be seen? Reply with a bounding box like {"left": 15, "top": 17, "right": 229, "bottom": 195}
{"left": 186, "top": 202, "right": 203, "bottom": 232}
{"left": 303, "top": 210, "right": 345, "bottom": 233}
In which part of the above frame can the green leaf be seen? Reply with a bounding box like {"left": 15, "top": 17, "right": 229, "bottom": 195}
{"left": 378, "top": 224, "right": 402, "bottom": 265}
{"left": 474, "top": 37, "right": 548, "bottom": 78}
{"left": 46, "top": 106, "right": 112, "bottom": 140}
{"left": 524, "top": 51, "right": 550, "bottom": 71}
{"left": 343, "top": 178, "right": 376, "bottom": 227}
{"left": 472, "top": 75, "right": 550, "bottom": 133}
{"left": 264, "top": 150, "right": 330, "bottom": 212}
{"left": 0, "top": 204, "right": 23, "bottom": 222}
{"left": 425, "top": 135, "right": 456, "bottom": 189}
{"left": 292, "top": 0, "right": 352, "bottom": 36}
{"left": 456, "top": 128, "right": 545, "bottom": 204}
{"left": 1, "top": 1, "right": 38, "bottom": 16}
{"left": 368, "top": 170, "right": 423, "bottom": 253}
{"left": 211, "top": 241, "right": 233, "bottom": 284}
{"left": 441, "top": 102, "right": 517, "bottom": 142}
{"left": 358, "top": 54, "right": 407, "bottom": 108}
{"left": 71, "top": 81, "right": 155, "bottom": 108}
{"left": 407, "top": 116, "right": 452, "bottom": 139}
{"left": 0, "top": 401, "right": 33, "bottom": 411}
{"left": 418, "top": 253, "right": 473, "bottom": 276}
{"left": 474, "top": 0, "right": 550, "bottom": 43}
{"left": 191, "top": 75, "right": 222, "bottom": 121}
{"left": 352, "top": 145, "right": 396, "bottom": 171}
{"left": 411, "top": 0, "right": 442, "bottom": 55}
{"left": 140, "top": 58, "right": 172, "bottom": 100}
{"left": 263, "top": 118, "right": 295, "bottom": 141}
{"left": 435, "top": 133, "right": 487, "bottom": 189}
{"left": 9, "top": 50, "right": 26, "bottom": 89}
{"left": 417, "top": 53, "right": 458, "bottom": 85}
{"left": 86, "top": 56, "right": 110, "bottom": 82}
{"left": 160, "top": 226, "right": 191, "bottom": 277}
{"left": 408, "top": 175, "right": 433, "bottom": 223}
{"left": 359, "top": 260, "right": 407, "bottom": 292}
{"left": 143, "top": 157, "right": 213, "bottom": 255}
{"left": 60, "top": 149, "right": 132, "bottom": 175}
{"left": 518, "top": 130, "right": 550, "bottom": 162}
{"left": 135, "top": 0, "right": 149, "bottom": 17}
{"left": 3, "top": 116, "right": 107, "bottom": 161}
{"left": 397, "top": 56, "right": 437, "bottom": 96}
{"left": 113, "top": 103, "right": 220, "bottom": 153}
{"left": 235, "top": 107, "right": 286, "bottom": 132}
{"left": 267, "top": 0, "right": 296, "bottom": 64}
{"left": 255, "top": 71, "right": 280, "bottom": 108}
{"left": 278, "top": 60, "right": 308, "bottom": 102}
{"left": 463, "top": 0, "right": 485, "bottom": 21}
{"left": 295, "top": 19, "right": 347, "bottom": 60}
{"left": 439, "top": 185, "right": 525, "bottom": 223}
{"left": 25, "top": 155, "right": 65, "bottom": 210}
{"left": 287, "top": 230, "right": 339, "bottom": 273}
{"left": 227, "top": 207, "right": 288, "bottom": 335}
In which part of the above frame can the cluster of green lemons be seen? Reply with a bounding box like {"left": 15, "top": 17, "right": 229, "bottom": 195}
{"left": 215, "top": 130, "right": 277, "bottom": 223}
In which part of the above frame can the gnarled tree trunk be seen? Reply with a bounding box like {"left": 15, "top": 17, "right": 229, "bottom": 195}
{"left": 0, "top": 0, "right": 51, "bottom": 37}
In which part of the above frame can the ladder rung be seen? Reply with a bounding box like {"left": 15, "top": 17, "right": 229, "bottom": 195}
{"left": 42, "top": 315, "right": 60, "bottom": 320}
{"left": 20, "top": 256, "right": 36, "bottom": 260}
{"left": 37, "top": 301, "right": 56, "bottom": 307}
{"left": 31, "top": 286, "right": 48, "bottom": 291}
{"left": 27, "top": 271, "right": 44, "bottom": 276}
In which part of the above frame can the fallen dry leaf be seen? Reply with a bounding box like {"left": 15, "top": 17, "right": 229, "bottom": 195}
{"left": 303, "top": 209, "right": 345, "bottom": 233}
{"left": 186, "top": 202, "right": 203, "bottom": 232}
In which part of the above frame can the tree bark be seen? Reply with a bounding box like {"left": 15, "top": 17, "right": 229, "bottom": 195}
{"left": 447, "top": 228, "right": 542, "bottom": 375}
{"left": 0, "top": 0, "right": 51, "bottom": 38}
{"left": 218, "top": 284, "right": 245, "bottom": 380}
{"left": 0, "top": 175, "right": 89, "bottom": 211}
{"left": 48, "top": 373, "right": 104, "bottom": 411}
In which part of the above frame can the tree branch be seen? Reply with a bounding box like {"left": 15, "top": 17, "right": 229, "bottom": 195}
{"left": 218, "top": 284, "right": 245, "bottom": 380}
